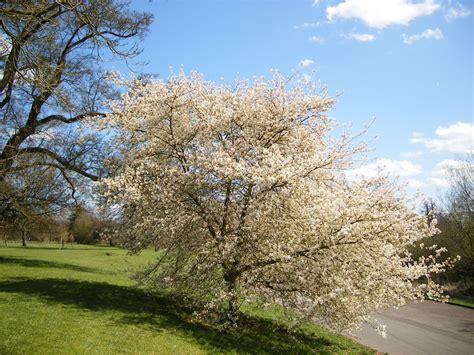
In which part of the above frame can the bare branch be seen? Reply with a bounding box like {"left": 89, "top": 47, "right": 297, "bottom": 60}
{"left": 18, "top": 147, "right": 99, "bottom": 181}
{"left": 38, "top": 112, "right": 106, "bottom": 125}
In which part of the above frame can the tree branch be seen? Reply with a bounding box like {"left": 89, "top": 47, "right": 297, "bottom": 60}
{"left": 38, "top": 112, "right": 106, "bottom": 125}
{"left": 17, "top": 147, "right": 99, "bottom": 181}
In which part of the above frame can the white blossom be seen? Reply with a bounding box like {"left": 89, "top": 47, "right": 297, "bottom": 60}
{"left": 101, "top": 71, "right": 453, "bottom": 332}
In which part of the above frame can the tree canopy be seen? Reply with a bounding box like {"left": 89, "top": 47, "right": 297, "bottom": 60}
{"left": 0, "top": 0, "right": 152, "bottom": 223}
{"left": 102, "top": 72, "right": 454, "bottom": 331}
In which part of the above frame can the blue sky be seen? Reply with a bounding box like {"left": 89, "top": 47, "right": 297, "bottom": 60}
{"left": 122, "top": 0, "right": 472, "bottom": 202}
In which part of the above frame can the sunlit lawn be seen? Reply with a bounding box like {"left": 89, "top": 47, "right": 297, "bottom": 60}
{"left": 0, "top": 242, "right": 374, "bottom": 354}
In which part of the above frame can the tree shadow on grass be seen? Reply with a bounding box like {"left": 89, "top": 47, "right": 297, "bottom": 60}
{"left": 0, "top": 278, "right": 360, "bottom": 354}
{"left": 1, "top": 245, "right": 111, "bottom": 251}
{"left": 0, "top": 256, "right": 102, "bottom": 274}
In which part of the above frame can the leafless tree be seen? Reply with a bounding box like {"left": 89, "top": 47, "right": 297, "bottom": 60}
{"left": 445, "top": 155, "right": 473, "bottom": 217}
{"left": 421, "top": 197, "right": 437, "bottom": 227}
{"left": 1, "top": 155, "right": 74, "bottom": 245}
{"left": 0, "top": 0, "right": 152, "bottom": 223}
{"left": 416, "top": 156, "right": 474, "bottom": 287}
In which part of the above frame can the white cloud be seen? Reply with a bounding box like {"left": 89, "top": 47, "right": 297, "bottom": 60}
{"left": 0, "top": 127, "right": 16, "bottom": 137}
{"left": 308, "top": 36, "right": 324, "bottom": 44}
{"left": 313, "top": 0, "right": 321, "bottom": 6}
{"left": 346, "top": 158, "right": 423, "bottom": 179}
{"left": 432, "top": 159, "right": 464, "bottom": 176}
{"left": 27, "top": 130, "right": 54, "bottom": 144}
{"left": 348, "top": 33, "right": 376, "bottom": 41}
{"left": 411, "top": 121, "right": 474, "bottom": 153}
{"left": 428, "top": 159, "right": 468, "bottom": 187}
{"left": 294, "top": 22, "right": 323, "bottom": 30}
{"left": 326, "top": 0, "right": 440, "bottom": 29}
{"left": 445, "top": 3, "right": 472, "bottom": 21}
{"left": 408, "top": 178, "right": 426, "bottom": 188}
{"left": 401, "top": 27, "right": 443, "bottom": 44}
{"left": 0, "top": 33, "right": 12, "bottom": 57}
{"left": 299, "top": 59, "right": 314, "bottom": 68}
{"left": 400, "top": 151, "right": 423, "bottom": 158}
{"left": 429, "top": 177, "right": 450, "bottom": 187}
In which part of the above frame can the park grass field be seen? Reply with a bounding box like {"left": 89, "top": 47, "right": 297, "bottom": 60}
{"left": 448, "top": 297, "right": 474, "bottom": 309}
{"left": 0, "top": 242, "right": 374, "bottom": 354}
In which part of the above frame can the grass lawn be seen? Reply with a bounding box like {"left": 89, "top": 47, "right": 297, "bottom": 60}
{"left": 448, "top": 297, "right": 474, "bottom": 309}
{"left": 0, "top": 242, "right": 374, "bottom": 354}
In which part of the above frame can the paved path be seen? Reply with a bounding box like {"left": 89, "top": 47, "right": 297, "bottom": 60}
{"left": 351, "top": 301, "right": 474, "bottom": 355}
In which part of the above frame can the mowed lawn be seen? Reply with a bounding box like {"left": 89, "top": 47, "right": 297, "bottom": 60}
{"left": 0, "top": 243, "right": 374, "bottom": 354}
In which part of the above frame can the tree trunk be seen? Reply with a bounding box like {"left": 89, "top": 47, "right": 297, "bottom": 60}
{"left": 0, "top": 125, "right": 36, "bottom": 181}
{"left": 224, "top": 270, "right": 239, "bottom": 326}
{"left": 21, "top": 230, "right": 27, "bottom": 247}
{"left": 3, "top": 233, "right": 7, "bottom": 247}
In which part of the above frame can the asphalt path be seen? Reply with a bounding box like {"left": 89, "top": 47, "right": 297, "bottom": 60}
{"left": 351, "top": 301, "right": 474, "bottom": 355}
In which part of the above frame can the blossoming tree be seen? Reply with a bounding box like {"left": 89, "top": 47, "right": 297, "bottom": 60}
{"left": 102, "top": 72, "right": 452, "bottom": 332}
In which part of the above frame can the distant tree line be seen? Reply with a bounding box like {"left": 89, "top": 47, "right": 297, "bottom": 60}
{"left": 415, "top": 158, "right": 473, "bottom": 296}
{"left": 1, "top": 203, "right": 115, "bottom": 247}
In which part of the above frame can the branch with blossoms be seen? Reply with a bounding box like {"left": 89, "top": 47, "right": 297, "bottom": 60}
{"left": 101, "top": 71, "right": 455, "bottom": 331}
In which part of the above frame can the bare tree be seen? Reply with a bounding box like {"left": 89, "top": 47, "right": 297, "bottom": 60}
{"left": 1, "top": 155, "right": 73, "bottom": 245}
{"left": 443, "top": 156, "right": 474, "bottom": 283}
{"left": 445, "top": 155, "right": 473, "bottom": 216}
{"left": 416, "top": 157, "right": 473, "bottom": 287}
{"left": 0, "top": 0, "right": 152, "bottom": 222}
{"left": 421, "top": 197, "right": 437, "bottom": 227}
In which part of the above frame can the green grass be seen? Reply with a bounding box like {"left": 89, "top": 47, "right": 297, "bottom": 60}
{"left": 0, "top": 242, "right": 373, "bottom": 354}
{"left": 448, "top": 297, "right": 474, "bottom": 309}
